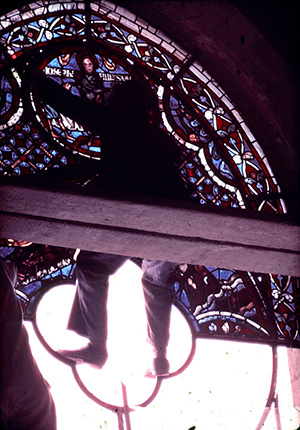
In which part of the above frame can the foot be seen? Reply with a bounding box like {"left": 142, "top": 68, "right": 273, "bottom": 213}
{"left": 145, "top": 356, "right": 170, "bottom": 378}
{"left": 153, "top": 356, "right": 170, "bottom": 376}
{"left": 58, "top": 343, "right": 108, "bottom": 369}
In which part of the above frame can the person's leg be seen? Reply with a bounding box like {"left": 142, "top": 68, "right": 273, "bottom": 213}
{"left": 0, "top": 258, "right": 57, "bottom": 430}
{"left": 141, "top": 259, "right": 177, "bottom": 375}
{"left": 61, "top": 251, "right": 128, "bottom": 367}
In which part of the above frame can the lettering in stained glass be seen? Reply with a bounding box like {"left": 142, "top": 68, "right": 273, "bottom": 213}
{"left": 32, "top": 50, "right": 131, "bottom": 158}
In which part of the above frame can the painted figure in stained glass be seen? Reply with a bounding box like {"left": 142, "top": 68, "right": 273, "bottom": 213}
{"left": 269, "top": 274, "right": 299, "bottom": 342}
{"left": 75, "top": 52, "right": 104, "bottom": 103}
{"left": 33, "top": 50, "right": 134, "bottom": 159}
{"left": 36, "top": 54, "right": 100, "bottom": 158}
{"left": 172, "top": 264, "right": 274, "bottom": 341}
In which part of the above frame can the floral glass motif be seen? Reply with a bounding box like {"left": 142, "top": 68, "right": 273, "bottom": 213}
{"left": 0, "top": 1, "right": 299, "bottom": 349}
{"left": 0, "top": 4, "right": 86, "bottom": 60}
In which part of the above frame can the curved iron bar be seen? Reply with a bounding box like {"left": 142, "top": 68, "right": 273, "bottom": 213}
{"left": 71, "top": 365, "right": 133, "bottom": 413}
{"left": 255, "top": 345, "right": 279, "bottom": 430}
{"left": 32, "top": 315, "right": 125, "bottom": 411}
{"left": 135, "top": 378, "right": 163, "bottom": 409}
{"left": 29, "top": 282, "right": 166, "bottom": 411}
{"left": 34, "top": 312, "right": 134, "bottom": 428}
{"left": 135, "top": 331, "right": 196, "bottom": 409}
{"left": 31, "top": 278, "right": 279, "bottom": 428}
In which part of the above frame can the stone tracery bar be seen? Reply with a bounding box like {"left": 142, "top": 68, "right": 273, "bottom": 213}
{"left": 1, "top": 184, "right": 299, "bottom": 276}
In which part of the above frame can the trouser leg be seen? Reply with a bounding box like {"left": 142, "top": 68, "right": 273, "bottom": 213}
{"left": 67, "top": 251, "right": 128, "bottom": 348}
{"left": 0, "top": 258, "right": 56, "bottom": 430}
{"left": 141, "top": 259, "right": 177, "bottom": 355}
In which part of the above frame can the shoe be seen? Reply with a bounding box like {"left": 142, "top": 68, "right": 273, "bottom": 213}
{"left": 58, "top": 343, "right": 108, "bottom": 369}
{"left": 153, "top": 356, "right": 170, "bottom": 376}
{"left": 145, "top": 356, "right": 170, "bottom": 378}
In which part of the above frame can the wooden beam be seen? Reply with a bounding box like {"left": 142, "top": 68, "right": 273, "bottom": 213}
{"left": 0, "top": 184, "right": 299, "bottom": 276}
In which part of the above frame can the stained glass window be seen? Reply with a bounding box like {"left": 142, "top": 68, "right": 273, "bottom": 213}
{"left": 0, "top": 0, "right": 298, "bottom": 345}
{"left": 0, "top": 0, "right": 287, "bottom": 212}
{"left": 2, "top": 239, "right": 298, "bottom": 349}
{"left": 0, "top": 1, "right": 299, "bottom": 428}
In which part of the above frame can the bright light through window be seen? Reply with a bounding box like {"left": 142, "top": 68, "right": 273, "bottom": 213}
{"left": 24, "top": 260, "right": 298, "bottom": 429}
